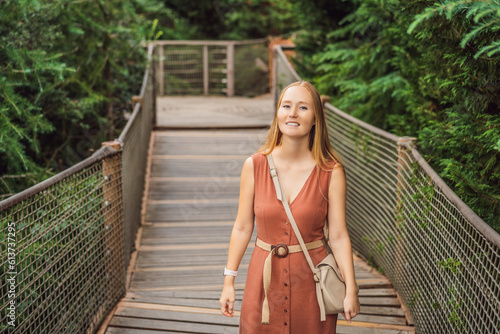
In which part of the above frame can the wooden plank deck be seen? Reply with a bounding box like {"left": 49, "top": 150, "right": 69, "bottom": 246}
{"left": 155, "top": 95, "right": 273, "bottom": 129}
{"left": 99, "top": 123, "right": 414, "bottom": 333}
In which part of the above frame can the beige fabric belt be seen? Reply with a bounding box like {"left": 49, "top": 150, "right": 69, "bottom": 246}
{"left": 255, "top": 237, "right": 325, "bottom": 324}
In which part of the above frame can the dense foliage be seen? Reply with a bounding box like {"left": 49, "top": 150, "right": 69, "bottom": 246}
{"left": 0, "top": 0, "right": 296, "bottom": 199}
{"left": 160, "top": 0, "right": 297, "bottom": 39}
{"left": 293, "top": 0, "right": 500, "bottom": 232}
{"left": 0, "top": 0, "right": 171, "bottom": 197}
{"left": 1, "top": 0, "right": 498, "bottom": 232}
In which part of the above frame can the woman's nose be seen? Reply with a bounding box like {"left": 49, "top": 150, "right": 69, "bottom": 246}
{"left": 288, "top": 106, "right": 298, "bottom": 117}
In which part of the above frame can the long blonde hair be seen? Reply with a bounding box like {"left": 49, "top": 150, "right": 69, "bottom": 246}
{"left": 257, "top": 81, "right": 344, "bottom": 171}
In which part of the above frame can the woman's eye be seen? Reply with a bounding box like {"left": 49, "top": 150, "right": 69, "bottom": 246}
{"left": 282, "top": 104, "right": 290, "bottom": 109}
{"left": 299, "top": 106, "right": 308, "bottom": 110}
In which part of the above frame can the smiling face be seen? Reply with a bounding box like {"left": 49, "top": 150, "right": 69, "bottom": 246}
{"left": 277, "top": 85, "right": 316, "bottom": 140}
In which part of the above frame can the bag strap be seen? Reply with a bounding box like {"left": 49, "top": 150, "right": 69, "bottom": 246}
{"left": 267, "top": 153, "right": 318, "bottom": 275}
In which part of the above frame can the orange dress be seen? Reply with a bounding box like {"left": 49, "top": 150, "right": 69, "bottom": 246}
{"left": 239, "top": 153, "right": 338, "bottom": 334}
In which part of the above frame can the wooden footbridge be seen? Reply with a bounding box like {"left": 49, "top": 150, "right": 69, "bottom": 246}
{"left": 99, "top": 95, "right": 415, "bottom": 333}
{"left": 1, "top": 41, "right": 498, "bottom": 334}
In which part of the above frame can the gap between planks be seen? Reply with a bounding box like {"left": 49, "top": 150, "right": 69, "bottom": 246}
{"left": 138, "top": 243, "right": 254, "bottom": 251}
{"left": 142, "top": 221, "right": 235, "bottom": 227}
{"left": 133, "top": 264, "right": 249, "bottom": 272}
{"left": 152, "top": 155, "right": 248, "bottom": 159}
{"left": 147, "top": 198, "right": 239, "bottom": 204}
{"left": 149, "top": 177, "right": 241, "bottom": 182}
{"left": 130, "top": 283, "right": 246, "bottom": 292}
{"left": 154, "top": 131, "right": 268, "bottom": 137}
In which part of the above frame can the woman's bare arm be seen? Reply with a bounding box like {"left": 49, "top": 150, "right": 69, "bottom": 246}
{"left": 220, "top": 156, "right": 255, "bottom": 316}
{"left": 327, "top": 164, "right": 360, "bottom": 322}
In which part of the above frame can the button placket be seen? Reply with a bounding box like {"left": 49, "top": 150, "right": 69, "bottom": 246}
{"left": 283, "top": 249, "right": 291, "bottom": 330}
{"left": 280, "top": 218, "right": 291, "bottom": 331}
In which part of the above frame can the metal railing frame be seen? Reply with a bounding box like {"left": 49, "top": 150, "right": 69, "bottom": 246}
{"left": 153, "top": 39, "right": 267, "bottom": 96}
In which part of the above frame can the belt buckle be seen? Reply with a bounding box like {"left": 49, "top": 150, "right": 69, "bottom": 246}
{"left": 273, "top": 243, "right": 289, "bottom": 258}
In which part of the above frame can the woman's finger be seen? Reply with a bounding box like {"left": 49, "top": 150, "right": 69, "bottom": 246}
{"left": 228, "top": 300, "right": 235, "bottom": 315}
{"left": 344, "top": 310, "right": 352, "bottom": 324}
{"left": 220, "top": 299, "right": 228, "bottom": 316}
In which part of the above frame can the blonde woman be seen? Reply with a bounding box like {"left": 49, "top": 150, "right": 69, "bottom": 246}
{"left": 219, "top": 81, "right": 359, "bottom": 333}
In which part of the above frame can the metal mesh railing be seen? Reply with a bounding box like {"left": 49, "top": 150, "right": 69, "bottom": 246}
{"left": 118, "top": 44, "right": 155, "bottom": 272}
{"left": 155, "top": 39, "right": 268, "bottom": 96}
{"left": 273, "top": 45, "right": 500, "bottom": 333}
{"left": 0, "top": 43, "right": 156, "bottom": 333}
{"left": 0, "top": 146, "right": 125, "bottom": 334}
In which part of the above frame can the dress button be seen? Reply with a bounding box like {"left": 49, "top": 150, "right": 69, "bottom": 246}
{"left": 285, "top": 232, "right": 288, "bottom": 236}
{"left": 284, "top": 296, "right": 288, "bottom": 300}
{"left": 284, "top": 269, "right": 288, "bottom": 273}
{"left": 284, "top": 309, "right": 288, "bottom": 313}
{"left": 284, "top": 322, "right": 288, "bottom": 326}
{"left": 284, "top": 283, "right": 288, "bottom": 286}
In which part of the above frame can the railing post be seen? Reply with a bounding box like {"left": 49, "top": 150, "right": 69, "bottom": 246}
{"left": 203, "top": 44, "right": 209, "bottom": 95}
{"left": 226, "top": 42, "right": 235, "bottom": 97}
{"left": 394, "top": 136, "right": 417, "bottom": 323}
{"left": 320, "top": 95, "right": 330, "bottom": 106}
{"left": 272, "top": 46, "right": 278, "bottom": 108}
{"left": 159, "top": 45, "right": 164, "bottom": 96}
{"left": 100, "top": 140, "right": 126, "bottom": 309}
{"left": 151, "top": 44, "right": 157, "bottom": 125}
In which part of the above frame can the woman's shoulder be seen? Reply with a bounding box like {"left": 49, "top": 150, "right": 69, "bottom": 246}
{"left": 251, "top": 152, "right": 265, "bottom": 158}
{"left": 325, "top": 159, "right": 342, "bottom": 170}
{"left": 244, "top": 152, "right": 265, "bottom": 168}
{"left": 323, "top": 160, "right": 345, "bottom": 182}
{"left": 250, "top": 152, "right": 266, "bottom": 162}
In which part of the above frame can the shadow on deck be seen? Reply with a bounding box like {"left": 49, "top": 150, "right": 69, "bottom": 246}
{"left": 99, "top": 96, "right": 415, "bottom": 334}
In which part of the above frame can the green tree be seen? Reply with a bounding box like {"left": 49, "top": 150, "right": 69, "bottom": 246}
{"left": 159, "top": 0, "right": 298, "bottom": 40}
{"left": 0, "top": 0, "right": 171, "bottom": 198}
{"left": 298, "top": 0, "right": 500, "bottom": 231}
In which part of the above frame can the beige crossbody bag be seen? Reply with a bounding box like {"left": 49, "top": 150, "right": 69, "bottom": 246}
{"left": 267, "top": 153, "right": 357, "bottom": 321}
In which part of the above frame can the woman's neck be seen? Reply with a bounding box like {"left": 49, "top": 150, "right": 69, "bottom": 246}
{"left": 275, "top": 136, "right": 313, "bottom": 163}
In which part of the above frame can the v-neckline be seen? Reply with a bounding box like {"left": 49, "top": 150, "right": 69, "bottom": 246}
{"left": 269, "top": 153, "right": 317, "bottom": 206}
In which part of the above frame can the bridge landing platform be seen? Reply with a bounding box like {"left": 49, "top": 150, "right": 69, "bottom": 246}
{"left": 156, "top": 94, "right": 273, "bottom": 129}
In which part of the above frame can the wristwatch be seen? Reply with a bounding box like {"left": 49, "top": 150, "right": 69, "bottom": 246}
{"left": 223, "top": 268, "right": 238, "bottom": 277}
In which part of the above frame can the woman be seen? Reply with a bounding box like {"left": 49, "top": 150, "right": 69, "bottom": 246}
{"left": 219, "top": 81, "right": 360, "bottom": 333}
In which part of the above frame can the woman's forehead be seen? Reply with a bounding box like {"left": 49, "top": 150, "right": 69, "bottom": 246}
{"left": 282, "top": 86, "right": 313, "bottom": 103}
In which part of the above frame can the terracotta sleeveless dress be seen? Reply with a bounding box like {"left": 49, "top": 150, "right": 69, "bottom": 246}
{"left": 239, "top": 152, "right": 338, "bottom": 333}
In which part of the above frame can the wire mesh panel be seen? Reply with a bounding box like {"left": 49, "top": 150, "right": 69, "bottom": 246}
{"left": 208, "top": 45, "right": 228, "bottom": 95}
{"left": 0, "top": 147, "right": 125, "bottom": 334}
{"left": 273, "top": 45, "right": 500, "bottom": 333}
{"left": 163, "top": 45, "right": 204, "bottom": 95}
{"left": 324, "top": 106, "right": 400, "bottom": 266}
{"left": 157, "top": 40, "right": 268, "bottom": 96}
{"left": 394, "top": 145, "right": 500, "bottom": 333}
{"left": 273, "top": 46, "right": 300, "bottom": 107}
{"left": 161, "top": 44, "right": 227, "bottom": 95}
{"left": 118, "top": 46, "right": 155, "bottom": 273}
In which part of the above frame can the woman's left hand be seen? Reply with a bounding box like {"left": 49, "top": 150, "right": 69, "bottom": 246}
{"left": 342, "top": 292, "right": 360, "bottom": 324}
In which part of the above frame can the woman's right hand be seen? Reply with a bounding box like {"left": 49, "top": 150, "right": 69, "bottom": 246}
{"left": 219, "top": 284, "right": 236, "bottom": 317}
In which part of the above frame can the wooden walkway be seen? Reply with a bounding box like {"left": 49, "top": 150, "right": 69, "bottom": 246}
{"left": 155, "top": 95, "right": 274, "bottom": 129}
{"left": 98, "top": 98, "right": 414, "bottom": 333}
